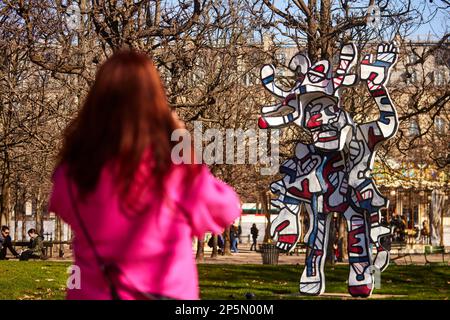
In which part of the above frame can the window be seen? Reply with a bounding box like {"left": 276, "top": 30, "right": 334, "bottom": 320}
{"left": 435, "top": 117, "right": 447, "bottom": 134}
{"left": 434, "top": 48, "right": 450, "bottom": 66}
{"left": 276, "top": 52, "right": 286, "bottom": 65}
{"left": 406, "top": 71, "right": 417, "bottom": 85}
{"left": 408, "top": 53, "right": 418, "bottom": 64}
{"left": 434, "top": 70, "right": 446, "bottom": 86}
{"left": 408, "top": 120, "right": 420, "bottom": 137}
{"left": 244, "top": 73, "right": 255, "bottom": 87}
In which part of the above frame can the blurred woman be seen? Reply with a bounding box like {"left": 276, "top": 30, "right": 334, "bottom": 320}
{"left": 49, "top": 51, "right": 241, "bottom": 300}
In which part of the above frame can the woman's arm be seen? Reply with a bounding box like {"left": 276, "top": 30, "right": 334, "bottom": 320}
{"left": 181, "top": 165, "right": 241, "bottom": 238}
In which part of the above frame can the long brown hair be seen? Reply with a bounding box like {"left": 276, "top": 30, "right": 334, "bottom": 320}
{"left": 59, "top": 50, "right": 184, "bottom": 212}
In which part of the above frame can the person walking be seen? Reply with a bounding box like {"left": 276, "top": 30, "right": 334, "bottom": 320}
{"left": 217, "top": 233, "right": 224, "bottom": 255}
{"left": 250, "top": 224, "right": 259, "bottom": 251}
{"left": 230, "top": 225, "right": 239, "bottom": 253}
{"left": 49, "top": 50, "right": 241, "bottom": 300}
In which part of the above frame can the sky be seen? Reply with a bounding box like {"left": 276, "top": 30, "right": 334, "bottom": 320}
{"left": 409, "top": 0, "right": 449, "bottom": 40}
{"left": 271, "top": 0, "right": 449, "bottom": 41}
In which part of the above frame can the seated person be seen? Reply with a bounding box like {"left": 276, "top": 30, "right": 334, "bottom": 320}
{"left": 20, "top": 229, "right": 45, "bottom": 261}
{"left": 0, "top": 226, "right": 20, "bottom": 260}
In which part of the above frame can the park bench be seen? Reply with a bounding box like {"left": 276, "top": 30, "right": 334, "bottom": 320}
{"left": 12, "top": 241, "right": 54, "bottom": 259}
{"left": 424, "top": 245, "right": 447, "bottom": 266}
{"left": 390, "top": 242, "right": 413, "bottom": 265}
{"left": 292, "top": 242, "right": 307, "bottom": 256}
{"left": 405, "top": 228, "right": 418, "bottom": 245}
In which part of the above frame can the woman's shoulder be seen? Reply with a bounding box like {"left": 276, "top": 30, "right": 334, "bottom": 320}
{"left": 167, "top": 163, "right": 207, "bottom": 185}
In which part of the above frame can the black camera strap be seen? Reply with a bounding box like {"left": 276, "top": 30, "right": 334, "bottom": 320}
{"left": 68, "top": 182, "right": 122, "bottom": 300}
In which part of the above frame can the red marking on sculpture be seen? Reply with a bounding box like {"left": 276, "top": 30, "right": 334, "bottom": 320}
{"left": 367, "top": 126, "right": 384, "bottom": 151}
{"left": 318, "top": 135, "right": 336, "bottom": 142}
{"left": 370, "top": 89, "right": 387, "bottom": 97}
{"left": 368, "top": 72, "right": 377, "bottom": 81}
{"left": 279, "top": 235, "right": 298, "bottom": 244}
{"left": 349, "top": 285, "right": 372, "bottom": 297}
{"left": 314, "top": 64, "right": 325, "bottom": 73}
{"left": 275, "top": 220, "right": 290, "bottom": 232}
{"left": 314, "top": 250, "right": 323, "bottom": 256}
{"left": 258, "top": 117, "right": 268, "bottom": 129}
{"left": 288, "top": 179, "right": 313, "bottom": 200}
{"left": 306, "top": 114, "right": 322, "bottom": 129}
{"left": 348, "top": 227, "right": 365, "bottom": 254}
{"left": 370, "top": 214, "right": 379, "bottom": 223}
{"left": 322, "top": 153, "right": 349, "bottom": 214}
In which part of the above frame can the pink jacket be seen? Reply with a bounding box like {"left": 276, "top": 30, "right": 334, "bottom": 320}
{"left": 49, "top": 162, "right": 241, "bottom": 300}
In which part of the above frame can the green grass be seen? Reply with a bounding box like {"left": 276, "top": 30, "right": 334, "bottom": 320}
{"left": 0, "top": 261, "right": 71, "bottom": 300}
{"left": 0, "top": 261, "right": 448, "bottom": 300}
{"left": 198, "top": 264, "right": 450, "bottom": 300}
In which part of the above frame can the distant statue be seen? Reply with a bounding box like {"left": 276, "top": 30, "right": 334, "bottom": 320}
{"left": 430, "top": 189, "right": 445, "bottom": 245}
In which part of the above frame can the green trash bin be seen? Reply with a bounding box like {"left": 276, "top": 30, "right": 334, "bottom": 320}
{"left": 259, "top": 243, "right": 280, "bottom": 265}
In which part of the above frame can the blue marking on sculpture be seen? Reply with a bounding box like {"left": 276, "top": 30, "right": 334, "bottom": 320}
{"left": 262, "top": 75, "right": 275, "bottom": 84}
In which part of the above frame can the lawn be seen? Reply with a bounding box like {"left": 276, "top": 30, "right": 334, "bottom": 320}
{"left": 0, "top": 261, "right": 448, "bottom": 300}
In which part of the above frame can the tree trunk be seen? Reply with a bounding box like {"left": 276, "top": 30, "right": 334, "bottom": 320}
{"left": 34, "top": 188, "right": 43, "bottom": 235}
{"left": 13, "top": 185, "right": 20, "bottom": 240}
{"left": 14, "top": 199, "right": 19, "bottom": 241}
{"left": 196, "top": 237, "right": 205, "bottom": 262}
{"left": 319, "top": 0, "right": 333, "bottom": 60}
{"left": 0, "top": 180, "right": 11, "bottom": 227}
{"left": 300, "top": 204, "right": 308, "bottom": 243}
{"left": 305, "top": 0, "right": 334, "bottom": 61}
{"left": 440, "top": 192, "right": 445, "bottom": 247}
{"left": 55, "top": 216, "right": 60, "bottom": 257}
{"left": 223, "top": 226, "right": 231, "bottom": 255}
{"left": 326, "top": 215, "right": 336, "bottom": 265}
{"left": 0, "top": 148, "right": 11, "bottom": 227}
{"left": 306, "top": 0, "right": 319, "bottom": 60}
{"left": 22, "top": 214, "right": 27, "bottom": 240}
{"left": 59, "top": 218, "right": 65, "bottom": 257}
{"left": 261, "top": 191, "right": 272, "bottom": 243}
{"left": 211, "top": 234, "right": 218, "bottom": 258}
{"left": 154, "top": 0, "right": 161, "bottom": 26}
{"left": 338, "top": 215, "right": 348, "bottom": 261}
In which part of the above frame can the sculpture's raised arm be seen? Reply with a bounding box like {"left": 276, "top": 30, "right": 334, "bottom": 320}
{"left": 257, "top": 54, "right": 311, "bottom": 129}
{"left": 360, "top": 42, "right": 399, "bottom": 144}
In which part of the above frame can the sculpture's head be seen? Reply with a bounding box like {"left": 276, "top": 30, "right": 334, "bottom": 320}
{"left": 258, "top": 43, "right": 358, "bottom": 137}
{"left": 303, "top": 95, "right": 353, "bottom": 151}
